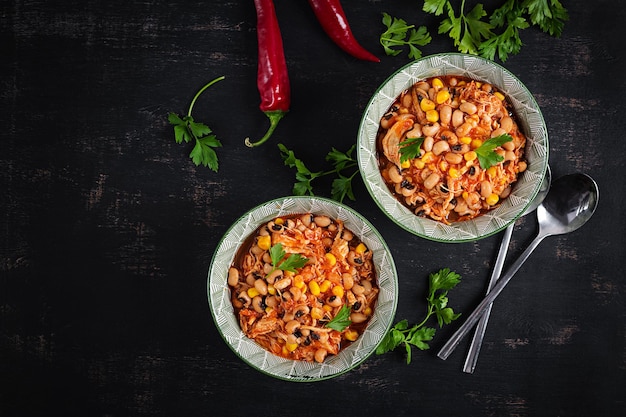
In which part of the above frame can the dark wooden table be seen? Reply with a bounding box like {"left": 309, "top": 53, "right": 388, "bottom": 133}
{"left": 2, "top": 1, "right": 624, "bottom": 416}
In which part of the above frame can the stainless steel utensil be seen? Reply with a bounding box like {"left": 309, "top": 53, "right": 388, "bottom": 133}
{"left": 438, "top": 173, "right": 599, "bottom": 361}
{"left": 462, "top": 166, "right": 552, "bottom": 373}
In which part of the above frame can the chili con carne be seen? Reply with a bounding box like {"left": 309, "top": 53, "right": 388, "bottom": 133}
{"left": 245, "top": 0, "right": 291, "bottom": 148}
{"left": 307, "top": 0, "right": 380, "bottom": 62}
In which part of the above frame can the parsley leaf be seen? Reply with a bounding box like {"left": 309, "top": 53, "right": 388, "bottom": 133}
{"left": 168, "top": 76, "right": 225, "bottom": 171}
{"left": 278, "top": 143, "right": 359, "bottom": 203}
{"left": 420, "top": 0, "right": 568, "bottom": 62}
{"left": 376, "top": 268, "right": 461, "bottom": 364}
{"left": 325, "top": 304, "right": 352, "bottom": 332}
{"left": 475, "top": 134, "right": 513, "bottom": 169}
{"left": 268, "top": 243, "right": 308, "bottom": 275}
{"left": 380, "top": 12, "right": 432, "bottom": 59}
{"left": 399, "top": 137, "right": 425, "bottom": 163}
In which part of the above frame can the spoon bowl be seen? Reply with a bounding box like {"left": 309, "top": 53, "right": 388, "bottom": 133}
{"left": 438, "top": 172, "right": 599, "bottom": 361}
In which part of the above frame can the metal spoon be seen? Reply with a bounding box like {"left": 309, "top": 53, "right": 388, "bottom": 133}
{"left": 462, "top": 166, "right": 552, "bottom": 373}
{"left": 438, "top": 173, "right": 599, "bottom": 361}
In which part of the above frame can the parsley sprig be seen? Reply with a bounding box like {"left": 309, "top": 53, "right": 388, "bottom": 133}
{"left": 278, "top": 143, "right": 359, "bottom": 203}
{"left": 376, "top": 268, "right": 462, "bottom": 364}
{"left": 325, "top": 304, "right": 352, "bottom": 332}
{"left": 168, "top": 76, "right": 225, "bottom": 172}
{"left": 380, "top": 13, "right": 432, "bottom": 59}
{"left": 268, "top": 243, "right": 308, "bottom": 276}
{"left": 418, "top": 0, "right": 568, "bottom": 62}
{"left": 399, "top": 137, "right": 425, "bottom": 163}
{"left": 475, "top": 134, "right": 512, "bottom": 169}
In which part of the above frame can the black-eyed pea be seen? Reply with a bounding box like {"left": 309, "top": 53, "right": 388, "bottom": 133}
{"left": 300, "top": 213, "right": 313, "bottom": 227}
{"left": 504, "top": 150, "right": 516, "bottom": 161}
{"left": 432, "top": 140, "right": 450, "bottom": 156}
{"left": 289, "top": 286, "right": 302, "bottom": 302}
{"left": 423, "top": 136, "right": 434, "bottom": 152}
{"left": 422, "top": 122, "right": 440, "bottom": 137}
{"left": 361, "top": 280, "right": 373, "bottom": 295}
{"left": 245, "top": 273, "right": 257, "bottom": 286}
{"left": 351, "top": 284, "right": 365, "bottom": 296}
{"left": 313, "top": 215, "right": 331, "bottom": 228}
{"left": 227, "top": 267, "right": 240, "bottom": 287}
{"left": 480, "top": 180, "right": 493, "bottom": 199}
{"left": 265, "top": 295, "right": 279, "bottom": 308}
{"left": 314, "top": 348, "right": 328, "bottom": 363}
{"left": 518, "top": 161, "right": 527, "bottom": 172}
{"left": 254, "top": 278, "right": 268, "bottom": 295}
{"left": 294, "top": 305, "right": 310, "bottom": 319}
{"left": 452, "top": 109, "right": 465, "bottom": 127}
{"left": 342, "top": 273, "right": 354, "bottom": 290}
{"left": 502, "top": 140, "right": 515, "bottom": 151}
{"left": 327, "top": 295, "right": 343, "bottom": 308}
{"left": 491, "top": 127, "right": 507, "bottom": 138}
{"left": 460, "top": 101, "right": 477, "bottom": 115}
{"left": 350, "top": 312, "right": 368, "bottom": 324}
{"left": 266, "top": 269, "right": 283, "bottom": 285}
{"left": 388, "top": 166, "right": 403, "bottom": 184}
{"left": 500, "top": 116, "right": 513, "bottom": 133}
{"left": 445, "top": 152, "right": 463, "bottom": 164}
{"left": 456, "top": 122, "right": 472, "bottom": 137}
{"left": 439, "top": 105, "right": 452, "bottom": 125}
{"left": 341, "top": 229, "right": 353, "bottom": 241}
{"left": 423, "top": 172, "right": 441, "bottom": 190}
{"left": 274, "top": 276, "right": 292, "bottom": 290}
{"left": 285, "top": 320, "right": 300, "bottom": 334}
{"left": 252, "top": 295, "right": 265, "bottom": 313}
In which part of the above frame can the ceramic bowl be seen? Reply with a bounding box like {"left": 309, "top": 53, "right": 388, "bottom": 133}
{"left": 357, "top": 53, "right": 549, "bottom": 242}
{"left": 207, "top": 196, "right": 398, "bottom": 381}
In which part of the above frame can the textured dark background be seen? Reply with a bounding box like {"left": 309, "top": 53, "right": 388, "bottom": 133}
{"left": 1, "top": 1, "right": 624, "bottom": 416}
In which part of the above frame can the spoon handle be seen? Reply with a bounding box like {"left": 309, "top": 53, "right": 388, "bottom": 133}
{"left": 437, "top": 232, "right": 548, "bottom": 361}
{"left": 463, "top": 224, "right": 514, "bottom": 373}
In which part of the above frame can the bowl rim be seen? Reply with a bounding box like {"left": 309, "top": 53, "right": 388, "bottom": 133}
{"left": 207, "top": 195, "right": 399, "bottom": 382}
{"left": 357, "top": 52, "right": 549, "bottom": 243}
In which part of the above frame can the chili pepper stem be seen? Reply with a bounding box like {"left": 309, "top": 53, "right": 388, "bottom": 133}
{"left": 186, "top": 76, "right": 225, "bottom": 118}
{"left": 245, "top": 111, "right": 286, "bottom": 147}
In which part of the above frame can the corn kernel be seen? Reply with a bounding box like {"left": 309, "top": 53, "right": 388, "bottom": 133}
{"left": 432, "top": 78, "right": 444, "bottom": 89}
{"left": 494, "top": 92, "right": 505, "bottom": 101}
{"left": 436, "top": 90, "right": 450, "bottom": 104}
{"left": 309, "top": 280, "right": 320, "bottom": 296}
{"left": 475, "top": 82, "right": 482, "bottom": 88}
{"left": 487, "top": 166, "right": 497, "bottom": 178}
{"left": 439, "top": 160, "right": 448, "bottom": 172}
{"left": 257, "top": 235, "right": 271, "bottom": 251}
{"left": 344, "top": 329, "right": 359, "bottom": 341}
{"left": 400, "top": 159, "right": 411, "bottom": 169}
{"left": 364, "top": 307, "right": 372, "bottom": 316}
{"left": 267, "top": 284, "right": 276, "bottom": 295}
{"left": 426, "top": 109, "right": 439, "bottom": 123}
{"left": 464, "top": 151, "right": 477, "bottom": 161}
{"left": 247, "top": 287, "right": 260, "bottom": 298}
{"left": 265, "top": 307, "right": 273, "bottom": 314}
{"left": 294, "top": 274, "right": 305, "bottom": 289}
{"left": 449, "top": 167, "right": 460, "bottom": 178}
{"left": 420, "top": 98, "right": 436, "bottom": 112}
{"left": 470, "top": 139, "right": 483, "bottom": 149}
{"left": 332, "top": 285, "right": 344, "bottom": 299}
{"left": 282, "top": 345, "right": 289, "bottom": 355}
{"left": 319, "top": 280, "right": 332, "bottom": 293}
{"left": 311, "top": 307, "right": 324, "bottom": 320}
{"left": 486, "top": 193, "right": 500, "bottom": 206}
{"left": 459, "top": 136, "right": 472, "bottom": 145}
{"left": 274, "top": 218, "right": 284, "bottom": 225}
{"left": 421, "top": 151, "right": 434, "bottom": 163}
{"left": 286, "top": 343, "right": 298, "bottom": 352}
{"left": 325, "top": 253, "right": 337, "bottom": 267}
{"left": 399, "top": 107, "right": 409, "bottom": 114}
{"left": 355, "top": 243, "right": 367, "bottom": 254}
{"left": 462, "top": 191, "right": 469, "bottom": 200}
{"left": 322, "top": 304, "right": 333, "bottom": 312}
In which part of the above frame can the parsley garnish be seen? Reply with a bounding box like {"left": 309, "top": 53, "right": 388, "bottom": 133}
{"left": 380, "top": 13, "right": 432, "bottom": 59}
{"left": 376, "top": 268, "right": 461, "bottom": 364}
{"left": 278, "top": 143, "right": 359, "bottom": 203}
{"left": 475, "top": 134, "right": 512, "bottom": 169}
{"left": 268, "top": 243, "right": 308, "bottom": 276}
{"left": 168, "top": 76, "right": 225, "bottom": 172}
{"left": 399, "top": 137, "right": 425, "bottom": 163}
{"left": 418, "top": 0, "right": 568, "bottom": 62}
{"left": 325, "top": 304, "right": 352, "bottom": 332}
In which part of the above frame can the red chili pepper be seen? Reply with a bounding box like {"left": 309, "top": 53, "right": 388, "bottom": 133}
{"left": 245, "top": 0, "right": 291, "bottom": 148}
{"left": 307, "top": 0, "right": 380, "bottom": 63}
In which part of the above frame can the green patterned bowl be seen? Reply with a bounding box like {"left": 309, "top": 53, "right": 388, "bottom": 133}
{"left": 207, "top": 196, "right": 398, "bottom": 382}
{"left": 357, "top": 53, "right": 549, "bottom": 243}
